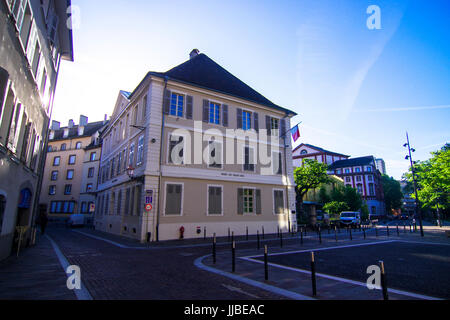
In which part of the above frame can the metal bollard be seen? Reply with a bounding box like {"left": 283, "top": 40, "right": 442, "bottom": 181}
{"left": 334, "top": 225, "right": 338, "bottom": 242}
{"left": 213, "top": 234, "right": 216, "bottom": 264}
{"left": 311, "top": 252, "right": 317, "bottom": 296}
{"left": 232, "top": 241, "right": 236, "bottom": 273}
{"left": 387, "top": 226, "right": 390, "bottom": 237}
{"left": 280, "top": 230, "right": 283, "bottom": 248}
{"left": 363, "top": 227, "right": 366, "bottom": 239}
{"left": 264, "top": 245, "right": 269, "bottom": 281}
{"left": 231, "top": 231, "right": 234, "bottom": 243}
{"left": 262, "top": 226, "right": 265, "bottom": 239}
{"left": 300, "top": 227, "right": 304, "bottom": 245}
{"left": 204, "top": 226, "right": 207, "bottom": 240}
{"left": 228, "top": 228, "right": 231, "bottom": 242}
{"left": 396, "top": 225, "right": 399, "bottom": 236}
{"left": 246, "top": 226, "right": 249, "bottom": 241}
{"left": 379, "top": 260, "right": 389, "bottom": 300}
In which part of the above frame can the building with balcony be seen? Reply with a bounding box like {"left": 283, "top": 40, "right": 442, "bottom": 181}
{"left": 94, "top": 49, "right": 298, "bottom": 242}
{"left": 39, "top": 116, "right": 107, "bottom": 220}
{"left": 0, "top": 0, "right": 74, "bottom": 260}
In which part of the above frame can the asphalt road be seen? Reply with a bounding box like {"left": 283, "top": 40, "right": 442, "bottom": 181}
{"left": 258, "top": 241, "right": 450, "bottom": 299}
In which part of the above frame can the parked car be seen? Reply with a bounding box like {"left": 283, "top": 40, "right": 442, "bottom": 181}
{"left": 66, "top": 214, "right": 85, "bottom": 228}
{"left": 340, "top": 212, "right": 361, "bottom": 227}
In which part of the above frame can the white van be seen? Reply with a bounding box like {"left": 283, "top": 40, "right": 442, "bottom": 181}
{"left": 340, "top": 212, "right": 361, "bottom": 227}
{"left": 67, "top": 214, "right": 85, "bottom": 228}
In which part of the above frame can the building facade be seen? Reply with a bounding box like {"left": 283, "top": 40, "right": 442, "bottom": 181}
{"left": 292, "top": 143, "right": 350, "bottom": 168}
{"left": 0, "top": 0, "right": 73, "bottom": 260}
{"left": 94, "top": 50, "right": 298, "bottom": 242}
{"left": 328, "top": 156, "right": 386, "bottom": 217}
{"left": 39, "top": 116, "right": 106, "bottom": 220}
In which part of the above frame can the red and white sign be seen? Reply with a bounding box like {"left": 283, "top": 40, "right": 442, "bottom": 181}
{"left": 145, "top": 204, "right": 152, "bottom": 212}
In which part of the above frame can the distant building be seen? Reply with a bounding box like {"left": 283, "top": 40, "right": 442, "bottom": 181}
{"left": 0, "top": 0, "right": 74, "bottom": 260}
{"left": 39, "top": 117, "right": 107, "bottom": 220}
{"left": 375, "top": 158, "right": 386, "bottom": 175}
{"left": 400, "top": 180, "right": 415, "bottom": 217}
{"left": 328, "top": 156, "right": 386, "bottom": 217}
{"left": 292, "top": 144, "right": 350, "bottom": 168}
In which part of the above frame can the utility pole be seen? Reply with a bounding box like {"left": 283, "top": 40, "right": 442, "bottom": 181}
{"left": 404, "top": 132, "right": 424, "bottom": 237}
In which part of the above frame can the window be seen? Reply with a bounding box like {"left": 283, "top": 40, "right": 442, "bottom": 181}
{"left": 208, "top": 140, "right": 222, "bottom": 168}
{"left": 66, "top": 169, "right": 74, "bottom": 180}
{"left": 242, "top": 111, "right": 252, "bottom": 130}
{"left": 209, "top": 102, "right": 220, "bottom": 124}
{"left": 129, "top": 143, "right": 135, "bottom": 167}
{"left": 208, "top": 186, "right": 223, "bottom": 215}
{"left": 336, "top": 169, "right": 341, "bottom": 174}
{"left": 64, "top": 185, "right": 72, "bottom": 195}
{"left": 344, "top": 169, "right": 350, "bottom": 174}
{"left": 90, "top": 152, "right": 96, "bottom": 162}
{"left": 117, "top": 191, "right": 122, "bottom": 216}
{"left": 81, "top": 202, "right": 87, "bottom": 214}
{"left": 170, "top": 93, "right": 184, "bottom": 117}
{"left": 53, "top": 156, "right": 60, "bottom": 166}
{"left": 88, "top": 167, "right": 95, "bottom": 178}
{"left": 273, "top": 152, "right": 282, "bottom": 175}
{"left": 243, "top": 146, "right": 255, "bottom": 171}
{"left": 369, "top": 183, "right": 375, "bottom": 196}
{"left": 366, "top": 166, "right": 372, "bottom": 172}
{"left": 273, "top": 190, "right": 285, "bottom": 214}
{"left": 75, "top": 142, "right": 82, "bottom": 149}
{"left": 48, "top": 185, "right": 56, "bottom": 195}
{"left": 86, "top": 183, "right": 93, "bottom": 193}
{"left": 300, "top": 150, "right": 308, "bottom": 155}
{"left": 117, "top": 152, "right": 122, "bottom": 174}
{"left": 51, "top": 171, "right": 58, "bottom": 181}
{"left": 367, "top": 175, "right": 373, "bottom": 182}
{"left": 168, "top": 135, "right": 184, "bottom": 165}
{"left": 142, "top": 95, "right": 148, "bottom": 120}
{"left": 356, "top": 184, "right": 363, "bottom": 194}
{"left": 346, "top": 177, "right": 351, "bottom": 183}
{"left": 355, "top": 167, "right": 361, "bottom": 173}
{"left": 356, "top": 176, "right": 362, "bottom": 182}
{"left": 243, "top": 189, "right": 254, "bottom": 214}
{"left": 270, "top": 118, "right": 279, "bottom": 136}
{"left": 137, "top": 135, "right": 144, "bottom": 166}
{"left": 68, "top": 155, "right": 76, "bottom": 165}
{"left": 110, "top": 158, "right": 115, "bottom": 178}
{"left": 165, "top": 183, "right": 183, "bottom": 215}
{"left": 60, "top": 143, "right": 66, "bottom": 151}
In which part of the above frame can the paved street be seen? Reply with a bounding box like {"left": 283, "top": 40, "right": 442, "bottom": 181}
{"left": 0, "top": 224, "right": 448, "bottom": 300}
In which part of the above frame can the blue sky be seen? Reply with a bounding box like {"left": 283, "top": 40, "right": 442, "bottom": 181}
{"left": 53, "top": 0, "right": 450, "bottom": 179}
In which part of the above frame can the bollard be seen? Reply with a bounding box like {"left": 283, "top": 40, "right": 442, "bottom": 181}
{"left": 280, "top": 230, "right": 283, "bottom": 248}
{"left": 319, "top": 227, "right": 322, "bottom": 244}
{"left": 363, "top": 227, "right": 366, "bottom": 239}
{"left": 262, "top": 226, "right": 265, "bottom": 239}
{"left": 257, "top": 230, "right": 260, "bottom": 250}
{"left": 246, "top": 226, "right": 249, "bottom": 241}
{"left": 396, "top": 225, "right": 399, "bottom": 236}
{"left": 387, "top": 226, "right": 390, "bottom": 237}
{"left": 300, "top": 227, "right": 304, "bottom": 245}
{"left": 304, "top": 227, "right": 307, "bottom": 236}
{"left": 213, "top": 234, "right": 216, "bottom": 264}
{"left": 334, "top": 225, "right": 338, "bottom": 242}
{"left": 414, "top": 222, "right": 417, "bottom": 232}
{"left": 204, "top": 227, "right": 207, "bottom": 240}
{"left": 264, "top": 245, "right": 269, "bottom": 281}
{"left": 379, "top": 261, "right": 389, "bottom": 300}
{"left": 311, "top": 252, "right": 317, "bottom": 296}
{"left": 228, "top": 228, "right": 231, "bottom": 242}
{"left": 359, "top": 224, "right": 362, "bottom": 232}
{"left": 232, "top": 241, "right": 236, "bottom": 273}
{"left": 232, "top": 231, "right": 234, "bottom": 243}
{"left": 277, "top": 226, "right": 280, "bottom": 238}
{"left": 349, "top": 227, "right": 352, "bottom": 241}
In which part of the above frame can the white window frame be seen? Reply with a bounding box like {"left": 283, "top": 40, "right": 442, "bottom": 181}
{"left": 169, "top": 92, "right": 184, "bottom": 118}
{"left": 272, "top": 151, "right": 282, "bottom": 175}
{"left": 206, "top": 184, "right": 223, "bottom": 216}
{"left": 241, "top": 186, "right": 256, "bottom": 216}
{"left": 136, "top": 135, "right": 144, "bottom": 166}
{"left": 207, "top": 139, "right": 223, "bottom": 169}
{"left": 163, "top": 182, "right": 184, "bottom": 217}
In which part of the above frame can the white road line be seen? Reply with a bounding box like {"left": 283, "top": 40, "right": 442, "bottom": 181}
{"left": 242, "top": 240, "right": 398, "bottom": 259}
{"left": 45, "top": 235, "right": 93, "bottom": 300}
{"left": 240, "top": 257, "right": 442, "bottom": 300}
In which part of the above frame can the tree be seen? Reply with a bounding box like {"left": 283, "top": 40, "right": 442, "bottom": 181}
{"left": 405, "top": 144, "right": 450, "bottom": 218}
{"left": 323, "top": 201, "right": 349, "bottom": 219}
{"left": 294, "top": 159, "right": 330, "bottom": 224}
{"left": 381, "top": 175, "right": 403, "bottom": 214}
{"left": 320, "top": 184, "right": 363, "bottom": 213}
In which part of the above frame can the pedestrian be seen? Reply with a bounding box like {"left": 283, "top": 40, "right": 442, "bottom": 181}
{"left": 39, "top": 211, "right": 48, "bottom": 235}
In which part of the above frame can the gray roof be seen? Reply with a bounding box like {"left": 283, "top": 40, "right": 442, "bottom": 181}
{"left": 50, "top": 121, "right": 106, "bottom": 141}
{"left": 328, "top": 156, "right": 376, "bottom": 170}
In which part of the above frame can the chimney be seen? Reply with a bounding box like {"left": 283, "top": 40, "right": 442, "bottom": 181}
{"left": 51, "top": 120, "right": 60, "bottom": 131}
{"left": 79, "top": 115, "right": 88, "bottom": 126}
{"left": 103, "top": 114, "right": 108, "bottom": 124}
{"left": 68, "top": 119, "right": 74, "bottom": 128}
{"left": 189, "top": 49, "right": 200, "bottom": 60}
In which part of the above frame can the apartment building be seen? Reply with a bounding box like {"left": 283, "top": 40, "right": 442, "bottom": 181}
{"left": 328, "top": 156, "right": 386, "bottom": 217}
{"left": 0, "top": 0, "right": 74, "bottom": 259}
{"left": 94, "top": 50, "right": 298, "bottom": 242}
{"left": 39, "top": 116, "right": 106, "bottom": 220}
{"left": 292, "top": 143, "right": 350, "bottom": 168}
{"left": 375, "top": 158, "right": 387, "bottom": 175}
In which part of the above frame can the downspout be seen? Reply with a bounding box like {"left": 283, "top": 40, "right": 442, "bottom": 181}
{"left": 283, "top": 114, "right": 292, "bottom": 232}
{"left": 155, "top": 76, "right": 168, "bottom": 242}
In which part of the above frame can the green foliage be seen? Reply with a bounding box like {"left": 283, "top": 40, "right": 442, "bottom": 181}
{"left": 318, "top": 186, "right": 331, "bottom": 204}
{"left": 323, "top": 201, "right": 349, "bottom": 219}
{"left": 361, "top": 202, "right": 370, "bottom": 220}
{"left": 405, "top": 143, "right": 450, "bottom": 210}
{"left": 320, "top": 185, "right": 363, "bottom": 212}
{"left": 294, "top": 159, "right": 330, "bottom": 197}
{"left": 381, "top": 174, "right": 403, "bottom": 213}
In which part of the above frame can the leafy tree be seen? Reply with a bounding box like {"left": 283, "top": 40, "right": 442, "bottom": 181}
{"left": 381, "top": 175, "right": 403, "bottom": 214}
{"left": 323, "top": 201, "right": 349, "bottom": 219}
{"left": 361, "top": 202, "right": 370, "bottom": 221}
{"left": 294, "top": 159, "right": 330, "bottom": 224}
{"left": 405, "top": 144, "right": 450, "bottom": 216}
{"left": 320, "top": 185, "right": 363, "bottom": 212}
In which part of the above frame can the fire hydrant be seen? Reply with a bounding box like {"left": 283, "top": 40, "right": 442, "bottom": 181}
{"left": 179, "top": 226, "right": 185, "bottom": 239}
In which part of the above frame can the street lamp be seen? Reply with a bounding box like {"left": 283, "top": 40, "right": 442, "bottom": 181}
{"left": 126, "top": 166, "right": 135, "bottom": 179}
{"left": 404, "top": 132, "right": 424, "bottom": 237}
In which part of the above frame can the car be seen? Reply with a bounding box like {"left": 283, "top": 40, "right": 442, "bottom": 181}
{"left": 340, "top": 211, "right": 361, "bottom": 227}
{"left": 400, "top": 214, "right": 409, "bottom": 220}
{"left": 66, "top": 214, "right": 85, "bottom": 228}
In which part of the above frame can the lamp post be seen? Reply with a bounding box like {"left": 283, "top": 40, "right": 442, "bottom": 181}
{"left": 404, "top": 132, "right": 424, "bottom": 237}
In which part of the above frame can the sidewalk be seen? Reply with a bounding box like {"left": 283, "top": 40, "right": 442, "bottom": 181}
{"left": 0, "top": 234, "right": 76, "bottom": 300}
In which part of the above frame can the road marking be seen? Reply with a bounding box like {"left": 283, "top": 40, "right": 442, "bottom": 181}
{"left": 242, "top": 240, "right": 397, "bottom": 259}
{"left": 221, "top": 284, "right": 260, "bottom": 299}
{"left": 240, "top": 256, "right": 442, "bottom": 300}
{"left": 45, "top": 235, "right": 93, "bottom": 300}
{"left": 194, "top": 255, "right": 315, "bottom": 300}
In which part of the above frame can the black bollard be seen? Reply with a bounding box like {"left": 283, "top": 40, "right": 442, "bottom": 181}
{"left": 277, "top": 226, "right": 280, "bottom": 238}
{"left": 387, "top": 226, "right": 390, "bottom": 237}
{"left": 363, "top": 227, "right": 366, "bottom": 239}
{"left": 334, "top": 225, "right": 338, "bottom": 242}
{"left": 264, "top": 245, "right": 269, "bottom": 281}
{"left": 379, "top": 260, "right": 389, "bottom": 300}
{"left": 280, "top": 230, "right": 283, "bottom": 248}
{"left": 204, "top": 227, "right": 207, "bottom": 240}
{"left": 404, "top": 224, "right": 406, "bottom": 233}
{"left": 311, "top": 252, "right": 317, "bottom": 296}
{"left": 228, "top": 228, "right": 230, "bottom": 242}
{"left": 396, "top": 225, "right": 399, "bottom": 236}
{"left": 300, "top": 227, "right": 304, "bottom": 245}
{"left": 212, "top": 233, "right": 216, "bottom": 264}
{"left": 232, "top": 241, "right": 236, "bottom": 273}
{"left": 262, "top": 226, "right": 265, "bottom": 239}
{"left": 246, "top": 226, "right": 249, "bottom": 241}
{"left": 231, "top": 231, "right": 234, "bottom": 243}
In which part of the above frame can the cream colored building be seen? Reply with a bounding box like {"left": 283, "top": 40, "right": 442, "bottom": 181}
{"left": 95, "top": 50, "right": 297, "bottom": 242}
{"left": 0, "top": 0, "right": 74, "bottom": 260}
{"left": 40, "top": 116, "right": 106, "bottom": 220}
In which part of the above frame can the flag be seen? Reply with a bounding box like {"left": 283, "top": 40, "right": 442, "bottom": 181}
{"left": 291, "top": 125, "right": 300, "bottom": 142}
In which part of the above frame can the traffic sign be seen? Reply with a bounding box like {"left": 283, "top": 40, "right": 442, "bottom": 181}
{"left": 145, "top": 203, "right": 152, "bottom": 212}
